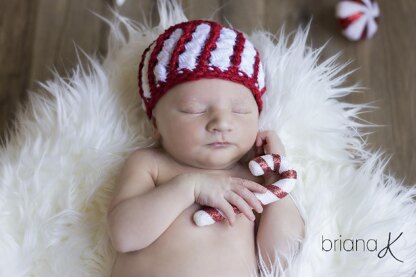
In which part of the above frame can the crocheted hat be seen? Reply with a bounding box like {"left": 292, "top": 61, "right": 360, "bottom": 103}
{"left": 138, "top": 19, "right": 267, "bottom": 119}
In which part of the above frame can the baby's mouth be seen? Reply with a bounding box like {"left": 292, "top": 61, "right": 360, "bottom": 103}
{"left": 207, "top": 142, "right": 232, "bottom": 148}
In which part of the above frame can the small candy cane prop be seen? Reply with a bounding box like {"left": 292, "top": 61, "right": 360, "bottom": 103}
{"left": 193, "top": 154, "right": 297, "bottom": 226}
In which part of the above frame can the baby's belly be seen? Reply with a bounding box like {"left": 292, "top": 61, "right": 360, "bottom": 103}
{"left": 111, "top": 203, "right": 259, "bottom": 277}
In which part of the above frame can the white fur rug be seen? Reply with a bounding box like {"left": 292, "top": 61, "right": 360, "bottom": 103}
{"left": 1, "top": 1, "right": 415, "bottom": 276}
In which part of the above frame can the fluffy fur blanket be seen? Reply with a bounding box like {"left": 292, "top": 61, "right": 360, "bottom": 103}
{"left": 1, "top": 1, "right": 415, "bottom": 276}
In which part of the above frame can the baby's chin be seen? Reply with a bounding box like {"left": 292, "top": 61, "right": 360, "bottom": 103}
{"left": 187, "top": 152, "right": 247, "bottom": 170}
{"left": 163, "top": 145, "right": 251, "bottom": 170}
{"left": 194, "top": 160, "right": 237, "bottom": 170}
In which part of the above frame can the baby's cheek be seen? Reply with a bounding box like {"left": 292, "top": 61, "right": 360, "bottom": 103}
{"left": 174, "top": 124, "right": 202, "bottom": 145}
{"left": 241, "top": 118, "right": 258, "bottom": 143}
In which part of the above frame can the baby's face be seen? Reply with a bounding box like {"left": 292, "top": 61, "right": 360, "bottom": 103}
{"left": 152, "top": 79, "right": 259, "bottom": 170}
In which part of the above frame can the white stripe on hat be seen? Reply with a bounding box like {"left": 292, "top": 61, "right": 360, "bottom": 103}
{"left": 142, "top": 42, "right": 157, "bottom": 99}
{"left": 208, "top": 27, "right": 237, "bottom": 71}
{"left": 258, "top": 62, "right": 265, "bottom": 90}
{"left": 239, "top": 39, "right": 256, "bottom": 77}
{"left": 154, "top": 28, "right": 183, "bottom": 83}
{"left": 178, "top": 23, "right": 211, "bottom": 71}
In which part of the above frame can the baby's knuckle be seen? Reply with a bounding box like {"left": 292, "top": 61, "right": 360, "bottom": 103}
{"left": 229, "top": 181, "right": 240, "bottom": 191}
{"left": 233, "top": 184, "right": 243, "bottom": 192}
{"left": 246, "top": 190, "right": 256, "bottom": 200}
{"left": 233, "top": 192, "right": 242, "bottom": 202}
{"left": 239, "top": 178, "right": 249, "bottom": 187}
{"left": 248, "top": 195, "right": 257, "bottom": 205}
{"left": 223, "top": 191, "right": 231, "bottom": 201}
{"left": 226, "top": 177, "right": 236, "bottom": 187}
{"left": 240, "top": 187, "right": 250, "bottom": 195}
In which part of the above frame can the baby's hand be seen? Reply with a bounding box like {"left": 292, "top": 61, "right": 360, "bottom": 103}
{"left": 255, "top": 130, "right": 287, "bottom": 184}
{"left": 255, "top": 130, "right": 286, "bottom": 156}
{"left": 190, "top": 173, "right": 267, "bottom": 225}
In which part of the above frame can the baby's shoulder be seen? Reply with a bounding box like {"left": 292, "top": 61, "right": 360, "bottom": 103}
{"left": 129, "top": 146, "right": 164, "bottom": 159}
{"left": 127, "top": 147, "right": 166, "bottom": 169}
{"left": 128, "top": 147, "right": 176, "bottom": 182}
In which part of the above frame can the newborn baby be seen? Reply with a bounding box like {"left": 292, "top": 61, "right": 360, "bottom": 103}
{"left": 107, "top": 20, "right": 304, "bottom": 277}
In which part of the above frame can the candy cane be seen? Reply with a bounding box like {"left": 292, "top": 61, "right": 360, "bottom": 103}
{"left": 193, "top": 153, "right": 297, "bottom": 226}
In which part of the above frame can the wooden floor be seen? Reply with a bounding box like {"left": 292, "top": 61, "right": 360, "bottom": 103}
{"left": 1, "top": 0, "right": 415, "bottom": 186}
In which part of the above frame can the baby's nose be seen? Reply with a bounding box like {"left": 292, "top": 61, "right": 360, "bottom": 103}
{"left": 207, "top": 112, "right": 233, "bottom": 133}
{"left": 208, "top": 122, "right": 232, "bottom": 133}
{"left": 210, "top": 125, "right": 231, "bottom": 133}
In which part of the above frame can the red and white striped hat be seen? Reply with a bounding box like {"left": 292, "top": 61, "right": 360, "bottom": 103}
{"left": 138, "top": 20, "right": 267, "bottom": 119}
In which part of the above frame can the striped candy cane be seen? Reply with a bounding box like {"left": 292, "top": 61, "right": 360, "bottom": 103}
{"left": 193, "top": 153, "right": 297, "bottom": 226}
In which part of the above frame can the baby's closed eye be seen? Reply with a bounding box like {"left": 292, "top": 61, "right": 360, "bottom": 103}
{"left": 179, "top": 104, "right": 207, "bottom": 114}
{"left": 177, "top": 101, "right": 254, "bottom": 114}
{"left": 232, "top": 108, "right": 251, "bottom": 114}
{"left": 180, "top": 109, "right": 206, "bottom": 114}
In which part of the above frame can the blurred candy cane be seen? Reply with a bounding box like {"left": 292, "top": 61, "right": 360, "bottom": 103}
{"left": 193, "top": 153, "right": 297, "bottom": 227}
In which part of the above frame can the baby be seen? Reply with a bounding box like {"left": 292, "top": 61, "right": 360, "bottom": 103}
{"left": 107, "top": 20, "right": 305, "bottom": 277}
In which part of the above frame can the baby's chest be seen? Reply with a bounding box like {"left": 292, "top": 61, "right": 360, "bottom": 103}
{"left": 155, "top": 161, "right": 264, "bottom": 187}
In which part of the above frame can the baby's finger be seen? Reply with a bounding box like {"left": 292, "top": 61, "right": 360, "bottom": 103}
{"left": 256, "top": 131, "right": 269, "bottom": 146}
{"left": 256, "top": 134, "right": 263, "bottom": 147}
{"left": 235, "top": 187, "right": 263, "bottom": 213}
{"left": 225, "top": 191, "right": 255, "bottom": 222}
{"left": 232, "top": 177, "right": 267, "bottom": 193}
{"left": 218, "top": 199, "right": 237, "bottom": 226}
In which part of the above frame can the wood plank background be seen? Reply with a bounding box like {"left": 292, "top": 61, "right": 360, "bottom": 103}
{"left": 1, "top": 0, "right": 414, "bottom": 186}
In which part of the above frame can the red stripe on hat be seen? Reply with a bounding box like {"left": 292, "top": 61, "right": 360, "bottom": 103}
{"left": 138, "top": 41, "right": 155, "bottom": 112}
{"left": 253, "top": 50, "right": 260, "bottom": 85}
{"left": 168, "top": 22, "right": 198, "bottom": 82}
{"left": 229, "top": 31, "right": 245, "bottom": 75}
{"left": 147, "top": 25, "right": 179, "bottom": 108}
{"left": 253, "top": 50, "right": 265, "bottom": 110}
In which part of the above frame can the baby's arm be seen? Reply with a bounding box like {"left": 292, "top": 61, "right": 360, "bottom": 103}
{"left": 254, "top": 131, "right": 305, "bottom": 271}
{"left": 256, "top": 191, "right": 304, "bottom": 271}
{"left": 107, "top": 149, "right": 194, "bottom": 253}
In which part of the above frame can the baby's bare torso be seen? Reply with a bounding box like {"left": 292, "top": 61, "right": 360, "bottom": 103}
{"left": 111, "top": 148, "right": 263, "bottom": 277}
